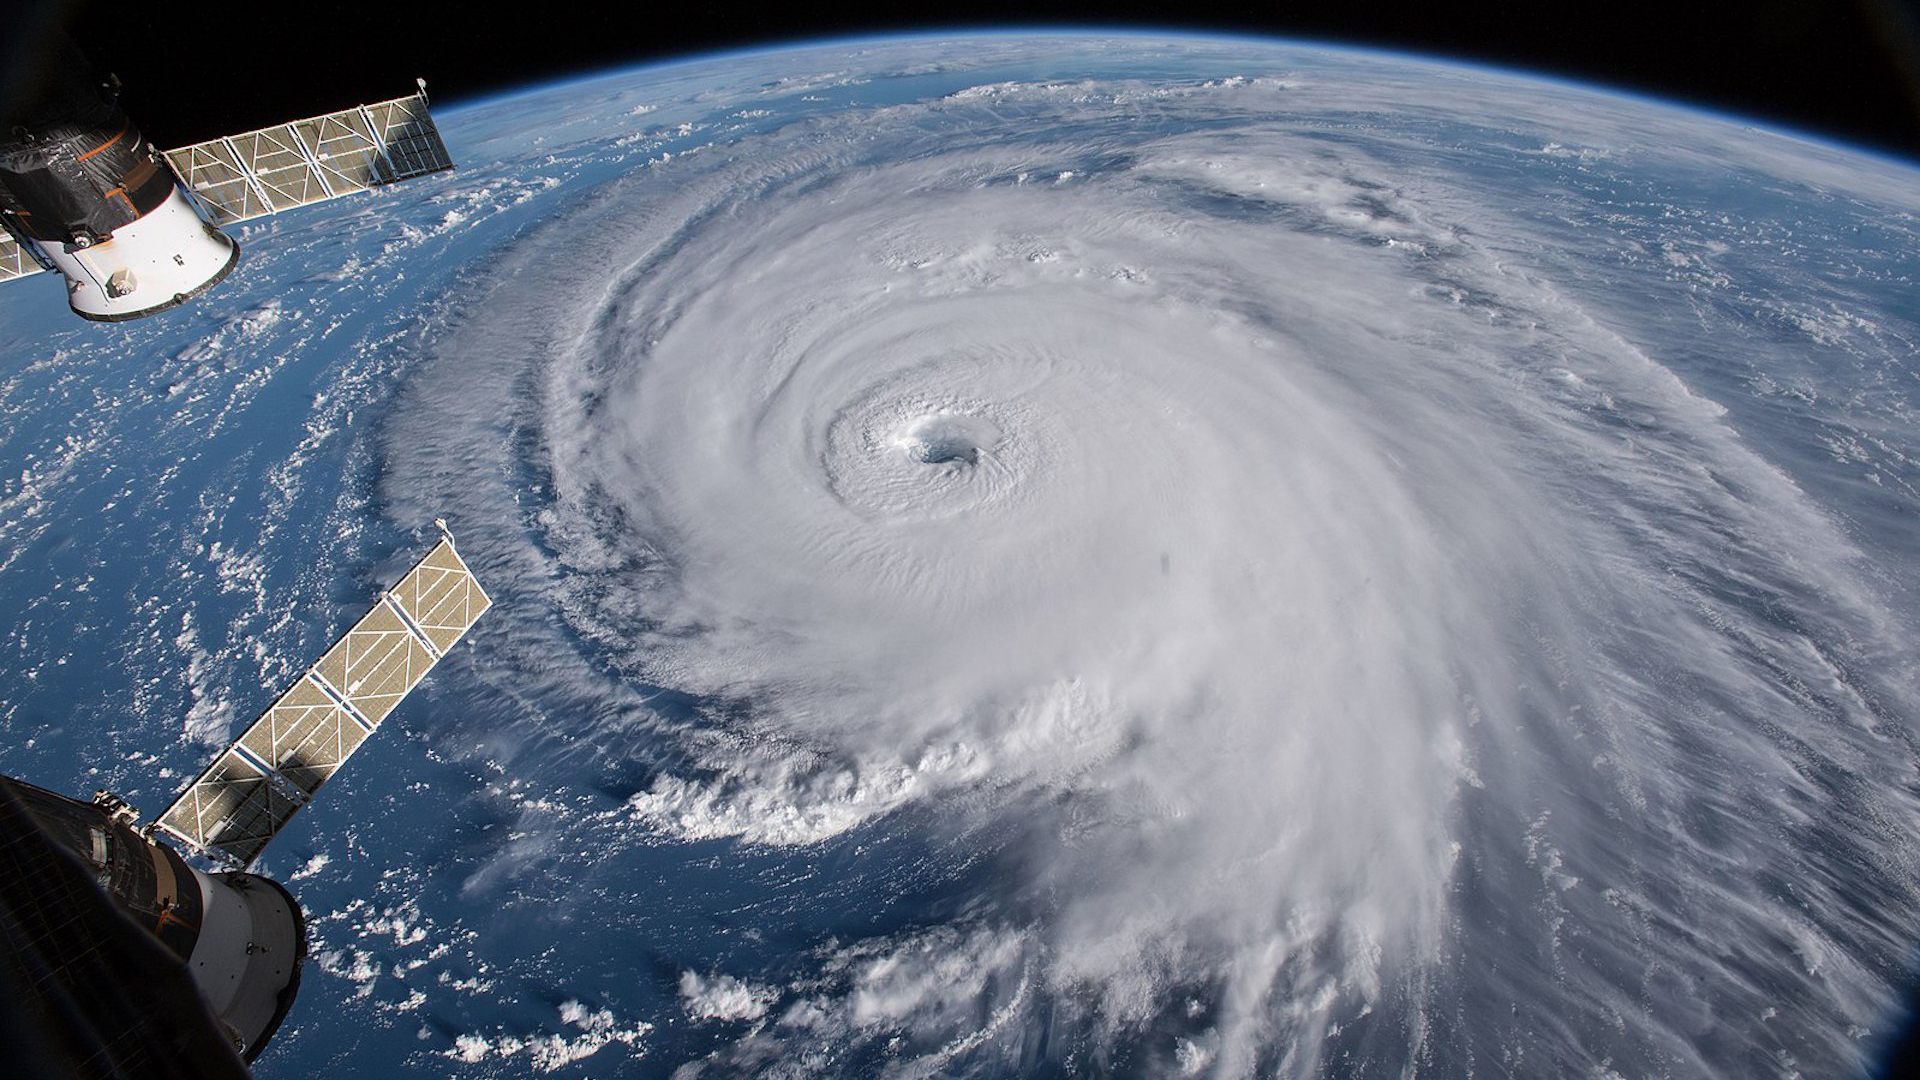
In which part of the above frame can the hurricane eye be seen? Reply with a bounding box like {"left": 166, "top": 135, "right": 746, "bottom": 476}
{"left": 895, "top": 413, "right": 996, "bottom": 466}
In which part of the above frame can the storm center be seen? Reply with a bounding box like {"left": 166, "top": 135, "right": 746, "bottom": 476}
{"left": 894, "top": 412, "right": 1000, "bottom": 466}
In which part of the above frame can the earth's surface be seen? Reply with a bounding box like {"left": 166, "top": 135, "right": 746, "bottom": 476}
{"left": 3, "top": 32, "right": 1920, "bottom": 1079}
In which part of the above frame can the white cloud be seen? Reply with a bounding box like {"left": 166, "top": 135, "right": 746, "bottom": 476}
{"left": 680, "top": 971, "right": 779, "bottom": 1023}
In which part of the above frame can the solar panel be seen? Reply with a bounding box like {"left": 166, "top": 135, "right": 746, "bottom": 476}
{"left": 358, "top": 95, "right": 454, "bottom": 182}
{"left": 163, "top": 86, "right": 454, "bottom": 226}
{"left": 235, "top": 678, "right": 367, "bottom": 797}
{"left": 0, "top": 229, "right": 46, "bottom": 282}
{"left": 155, "top": 749, "right": 304, "bottom": 868}
{"left": 157, "top": 532, "right": 489, "bottom": 866}
{"left": 387, "top": 540, "right": 493, "bottom": 654}
{"left": 312, "top": 599, "right": 440, "bottom": 727}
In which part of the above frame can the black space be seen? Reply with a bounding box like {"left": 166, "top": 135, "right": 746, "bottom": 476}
{"left": 4, "top": 0, "right": 1919, "bottom": 162}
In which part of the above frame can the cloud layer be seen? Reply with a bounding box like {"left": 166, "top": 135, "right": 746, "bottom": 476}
{"left": 377, "top": 40, "right": 1920, "bottom": 1077}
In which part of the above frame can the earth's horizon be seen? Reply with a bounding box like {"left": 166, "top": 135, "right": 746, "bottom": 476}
{"left": 453, "top": 30, "right": 1920, "bottom": 173}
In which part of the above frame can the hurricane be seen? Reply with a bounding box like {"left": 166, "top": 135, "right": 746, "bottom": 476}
{"left": 5, "top": 34, "right": 1919, "bottom": 1079}
{"left": 363, "top": 43, "right": 1920, "bottom": 1078}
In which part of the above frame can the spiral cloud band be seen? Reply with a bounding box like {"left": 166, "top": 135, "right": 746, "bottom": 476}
{"left": 380, "top": 43, "right": 1920, "bottom": 1077}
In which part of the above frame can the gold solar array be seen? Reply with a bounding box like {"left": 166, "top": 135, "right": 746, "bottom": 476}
{"left": 0, "top": 228, "right": 44, "bottom": 282}
{"left": 162, "top": 88, "right": 454, "bottom": 226}
{"left": 2, "top": 89, "right": 450, "bottom": 283}
{"left": 157, "top": 532, "right": 489, "bottom": 866}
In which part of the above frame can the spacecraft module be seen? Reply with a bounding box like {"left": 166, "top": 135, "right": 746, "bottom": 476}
{"left": 1, "top": 56, "right": 451, "bottom": 320}
{"left": 0, "top": 528, "right": 489, "bottom": 1075}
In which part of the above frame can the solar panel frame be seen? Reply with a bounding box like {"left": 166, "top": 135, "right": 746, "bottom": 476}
{"left": 234, "top": 677, "right": 369, "bottom": 796}
{"left": 162, "top": 140, "right": 264, "bottom": 224}
{"left": 0, "top": 229, "right": 47, "bottom": 282}
{"left": 155, "top": 534, "right": 487, "bottom": 866}
{"left": 388, "top": 541, "right": 493, "bottom": 654}
{"left": 311, "top": 599, "right": 439, "bottom": 728}
{"left": 162, "top": 89, "right": 454, "bottom": 226}
{"left": 358, "top": 97, "right": 455, "bottom": 182}
{"left": 155, "top": 749, "right": 306, "bottom": 867}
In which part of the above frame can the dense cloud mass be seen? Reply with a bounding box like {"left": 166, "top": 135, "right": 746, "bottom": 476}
{"left": 4, "top": 36, "right": 1919, "bottom": 1079}
{"left": 375, "top": 42, "right": 1920, "bottom": 1078}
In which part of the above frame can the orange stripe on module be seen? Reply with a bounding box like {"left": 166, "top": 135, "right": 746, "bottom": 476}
{"left": 76, "top": 126, "right": 128, "bottom": 162}
{"left": 105, "top": 186, "right": 136, "bottom": 213}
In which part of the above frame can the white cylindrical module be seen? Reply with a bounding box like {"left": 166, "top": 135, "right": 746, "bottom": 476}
{"left": 179, "top": 866, "right": 306, "bottom": 1060}
{"left": 0, "top": 776, "right": 308, "bottom": 1067}
{"left": 44, "top": 185, "right": 238, "bottom": 321}
{"left": 0, "top": 54, "right": 242, "bottom": 322}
